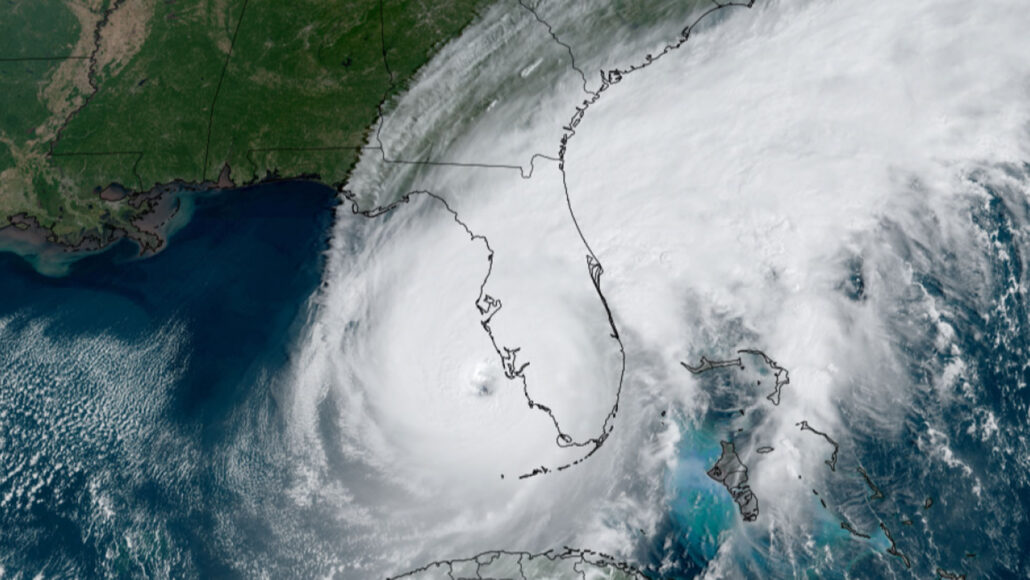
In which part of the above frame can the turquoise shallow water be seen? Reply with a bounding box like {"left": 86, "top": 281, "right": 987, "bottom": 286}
{"left": 661, "top": 427, "right": 734, "bottom": 576}
{"left": 3, "top": 175, "right": 1030, "bottom": 578}
{"left": 647, "top": 180, "right": 1030, "bottom": 579}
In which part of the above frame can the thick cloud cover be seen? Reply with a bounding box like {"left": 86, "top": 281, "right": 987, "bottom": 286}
{"left": 286, "top": 0, "right": 1030, "bottom": 576}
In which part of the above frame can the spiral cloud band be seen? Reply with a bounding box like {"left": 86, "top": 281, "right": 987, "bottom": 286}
{"left": 285, "top": 0, "right": 1030, "bottom": 576}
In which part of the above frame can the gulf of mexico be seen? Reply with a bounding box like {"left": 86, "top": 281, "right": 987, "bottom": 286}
{"left": 0, "top": 181, "right": 336, "bottom": 576}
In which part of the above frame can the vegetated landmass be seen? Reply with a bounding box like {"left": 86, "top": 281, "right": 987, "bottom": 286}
{"left": 0, "top": 0, "right": 488, "bottom": 252}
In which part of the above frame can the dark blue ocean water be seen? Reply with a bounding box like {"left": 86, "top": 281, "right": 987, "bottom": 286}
{"left": 4, "top": 175, "right": 1030, "bottom": 579}
{"left": 829, "top": 181, "right": 1030, "bottom": 580}
{"left": 0, "top": 181, "right": 336, "bottom": 577}
{"left": 645, "top": 176, "right": 1030, "bottom": 579}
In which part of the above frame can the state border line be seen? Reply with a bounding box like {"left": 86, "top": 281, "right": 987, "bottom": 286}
{"left": 0, "top": 56, "right": 90, "bottom": 63}
{"left": 202, "top": 0, "right": 250, "bottom": 180}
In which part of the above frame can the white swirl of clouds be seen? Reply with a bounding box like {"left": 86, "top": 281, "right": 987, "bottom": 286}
{"left": 285, "top": 0, "right": 1030, "bottom": 576}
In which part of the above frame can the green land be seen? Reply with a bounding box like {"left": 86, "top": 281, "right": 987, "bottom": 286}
{"left": 0, "top": 0, "right": 487, "bottom": 251}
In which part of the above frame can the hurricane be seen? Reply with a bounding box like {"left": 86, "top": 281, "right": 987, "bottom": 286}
{"left": 288, "top": 0, "right": 1030, "bottom": 576}
{"left": 3, "top": 0, "right": 1030, "bottom": 577}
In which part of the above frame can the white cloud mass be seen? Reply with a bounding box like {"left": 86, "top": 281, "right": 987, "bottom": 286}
{"left": 286, "top": 0, "right": 1030, "bottom": 576}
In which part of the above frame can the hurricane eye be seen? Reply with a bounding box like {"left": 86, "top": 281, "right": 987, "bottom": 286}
{"left": 468, "top": 361, "right": 496, "bottom": 396}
